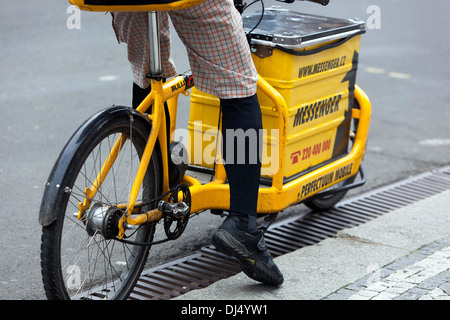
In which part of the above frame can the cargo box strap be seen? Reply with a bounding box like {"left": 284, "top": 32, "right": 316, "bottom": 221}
{"left": 274, "top": 32, "right": 363, "bottom": 56}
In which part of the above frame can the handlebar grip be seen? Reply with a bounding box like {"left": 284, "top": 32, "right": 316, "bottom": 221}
{"left": 301, "top": 0, "right": 330, "bottom": 6}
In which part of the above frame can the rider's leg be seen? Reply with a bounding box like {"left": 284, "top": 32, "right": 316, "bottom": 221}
{"left": 132, "top": 82, "right": 151, "bottom": 109}
{"left": 169, "top": 0, "right": 283, "bottom": 285}
{"left": 220, "top": 93, "right": 262, "bottom": 232}
{"left": 111, "top": 11, "right": 176, "bottom": 91}
{"left": 212, "top": 93, "right": 284, "bottom": 286}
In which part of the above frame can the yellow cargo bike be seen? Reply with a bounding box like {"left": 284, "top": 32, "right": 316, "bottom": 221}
{"left": 39, "top": 0, "right": 371, "bottom": 299}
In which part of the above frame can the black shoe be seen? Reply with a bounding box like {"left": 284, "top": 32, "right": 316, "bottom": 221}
{"left": 211, "top": 215, "right": 284, "bottom": 286}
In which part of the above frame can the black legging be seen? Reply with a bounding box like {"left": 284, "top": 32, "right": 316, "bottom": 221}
{"left": 220, "top": 94, "right": 262, "bottom": 231}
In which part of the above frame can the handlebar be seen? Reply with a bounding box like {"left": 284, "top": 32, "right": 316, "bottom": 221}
{"left": 276, "top": 0, "right": 330, "bottom": 5}
{"left": 302, "top": 0, "right": 330, "bottom": 6}
{"left": 234, "top": 0, "right": 330, "bottom": 17}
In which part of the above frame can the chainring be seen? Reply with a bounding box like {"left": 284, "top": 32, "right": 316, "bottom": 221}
{"left": 163, "top": 184, "right": 191, "bottom": 240}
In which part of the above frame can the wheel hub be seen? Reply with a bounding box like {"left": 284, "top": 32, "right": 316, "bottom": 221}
{"left": 85, "top": 204, "right": 122, "bottom": 239}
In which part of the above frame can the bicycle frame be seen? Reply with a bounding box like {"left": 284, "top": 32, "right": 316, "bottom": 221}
{"left": 77, "top": 11, "right": 371, "bottom": 240}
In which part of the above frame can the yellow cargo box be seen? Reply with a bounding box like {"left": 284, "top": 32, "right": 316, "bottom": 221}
{"left": 188, "top": 8, "right": 365, "bottom": 183}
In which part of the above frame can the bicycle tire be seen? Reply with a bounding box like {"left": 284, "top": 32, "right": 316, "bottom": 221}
{"left": 40, "top": 106, "right": 162, "bottom": 300}
{"left": 303, "top": 175, "right": 356, "bottom": 211}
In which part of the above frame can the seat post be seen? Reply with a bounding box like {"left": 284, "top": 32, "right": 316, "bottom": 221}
{"left": 148, "top": 11, "right": 163, "bottom": 78}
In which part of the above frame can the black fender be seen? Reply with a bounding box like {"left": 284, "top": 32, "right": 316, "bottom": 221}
{"left": 38, "top": 106, "right": 160, "bottom": 227}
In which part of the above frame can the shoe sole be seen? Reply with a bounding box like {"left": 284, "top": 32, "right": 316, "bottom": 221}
{"left": 211, "top": 229, "right": 283, "bottom": 286}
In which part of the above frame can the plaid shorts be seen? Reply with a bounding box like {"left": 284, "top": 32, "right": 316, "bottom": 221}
{"left": 112, "top": 0, "right": 258, "bottom": 99}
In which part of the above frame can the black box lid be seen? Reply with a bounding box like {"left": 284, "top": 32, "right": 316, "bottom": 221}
{"left": 243, "top": 7, "right": 365, "bottom": 49}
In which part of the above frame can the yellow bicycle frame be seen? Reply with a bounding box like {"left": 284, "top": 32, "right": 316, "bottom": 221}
{"left": 76, "top": 70, "right": 371, "bottom": 239}
{"left": 69, "top": 0, "right": 205, "bottom": 12}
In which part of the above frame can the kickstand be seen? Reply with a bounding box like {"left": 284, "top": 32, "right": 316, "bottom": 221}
{"left": 259, "top": 212, "right": 278, "bottom": 234}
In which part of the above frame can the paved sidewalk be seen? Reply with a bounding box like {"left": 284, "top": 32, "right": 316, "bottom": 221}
{"left": 175, "top": 189, "right": 450, "bottom": 300}
{"left": 326, "top": 236, "right": 450, "bottom": 300}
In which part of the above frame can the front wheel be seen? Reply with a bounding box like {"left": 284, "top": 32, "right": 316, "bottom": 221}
{"left": 40, "top": 106, "right": 162, "bottom": 300}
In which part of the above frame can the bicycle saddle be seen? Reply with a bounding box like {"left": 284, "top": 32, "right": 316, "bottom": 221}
{"left": 69, "top": 0, "right": 205, "bottom": 12}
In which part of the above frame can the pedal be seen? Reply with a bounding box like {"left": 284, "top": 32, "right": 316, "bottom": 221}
{"left": 158, "top": 200, "right": 190, "bottom": 219}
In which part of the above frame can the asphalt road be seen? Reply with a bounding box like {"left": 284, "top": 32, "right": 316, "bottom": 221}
{"left": 0, "top": 0, "right": 449, "bottom": 299}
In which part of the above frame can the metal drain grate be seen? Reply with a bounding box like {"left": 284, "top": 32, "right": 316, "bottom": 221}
{"left": 125, "top": 166, "right": 450, "bottom": 300}
{"left": 80, "top": 166, "right": 450, "bottom": 300}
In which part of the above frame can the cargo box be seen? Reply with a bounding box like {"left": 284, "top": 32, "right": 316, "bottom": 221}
{"left": 188, "top": 7, "right": 365, "bottom": 183}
